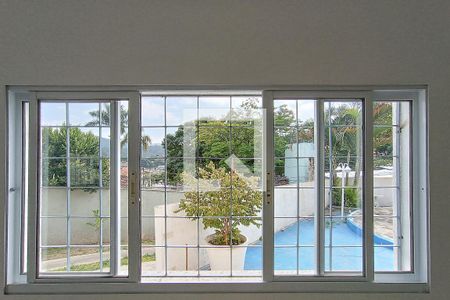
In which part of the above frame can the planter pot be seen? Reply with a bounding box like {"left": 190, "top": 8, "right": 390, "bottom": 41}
{"left": 205, "top": 234, "right": 248, "bottom": 271}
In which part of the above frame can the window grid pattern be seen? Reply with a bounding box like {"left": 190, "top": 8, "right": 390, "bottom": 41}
{"left": 273, "top": 99, "right": 316, "bottom": 276}
{"left": 39, "top": 101, "right": 112, "bottom": 273}
{"left": 324, "top": 100, "right": 363, "bottom": 273}
{"left": 140, "top": 95, "right": 263, "bottom": 277}
{"left": 373, "top": 101, "right": 412, "bottom": 272}
{"left": 273, "top": 99, "right": 364, "bottom": 276}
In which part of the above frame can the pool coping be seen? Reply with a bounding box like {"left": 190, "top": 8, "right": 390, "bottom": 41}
{"left": 346, "top": 211, "right": 394, "bottom": 249}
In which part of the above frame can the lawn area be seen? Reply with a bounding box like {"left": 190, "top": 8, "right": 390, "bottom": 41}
{"left": 54, "top": 253, "right": 155, "bottom": 272}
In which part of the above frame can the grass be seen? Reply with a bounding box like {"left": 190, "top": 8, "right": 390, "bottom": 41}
{"left": 42, "top": 239, "right": 155, "bottom": 261}
{"left": 53, "top": 254, "right": 155, "bottom": 272}
{"left": 43, "top": 247, "right": 100, "bottom": 261}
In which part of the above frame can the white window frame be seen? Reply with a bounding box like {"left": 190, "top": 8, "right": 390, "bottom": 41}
{"left": 263, "top": 91, "right": 374, "bottom": 282}
{"left": 372, "top": 90, "right": 429, "bottom": 284}
{"left": 25, "top": 91, "right": 141, "bottom": 283}
{"left": 4, "top": 87, "right": 428, "bottom": 294}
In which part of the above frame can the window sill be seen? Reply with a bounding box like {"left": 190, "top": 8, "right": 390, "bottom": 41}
{"left": 5, "top": 281, "right": 429, "bottom": 295}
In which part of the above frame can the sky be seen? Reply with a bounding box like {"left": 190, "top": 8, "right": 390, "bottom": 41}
{"left": 39, "top": 97, "right": 358, "bottom": 146}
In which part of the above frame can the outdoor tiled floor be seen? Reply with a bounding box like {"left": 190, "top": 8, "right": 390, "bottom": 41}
{"left": 351, "top": 207, "right": 394, "bottom": 239}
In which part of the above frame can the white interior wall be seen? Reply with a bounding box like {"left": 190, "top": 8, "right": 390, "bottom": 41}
{"left": 1, "top": 0, "right": 450, "bottom": 299}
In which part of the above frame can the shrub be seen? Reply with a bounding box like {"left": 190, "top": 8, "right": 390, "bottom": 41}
{"left": 177, "top": 162, "right": 262, "bottom": 245}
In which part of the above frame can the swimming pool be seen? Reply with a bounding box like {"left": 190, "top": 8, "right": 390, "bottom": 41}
{"left": 244, "top": 219, "right": 394, "bottom": 271}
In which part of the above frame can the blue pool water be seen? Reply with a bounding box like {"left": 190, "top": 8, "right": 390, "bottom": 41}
{"left": 244, "top": 219, "right": 394, "bottom": 271}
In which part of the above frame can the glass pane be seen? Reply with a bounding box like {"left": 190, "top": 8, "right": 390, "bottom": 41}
{"left": 41, "top": 127, "right": 67, "bottom": 158}
{"left": 231, "top": 126, "right": 263, "bottom": 159}
{"left": 167, "top": 247, "right": 198, "bottom": 276}
{"left": 100, "top": 127, "right": 111, "bottom": 158}
{"left": 41, "top": 187, "right": 66, "bottom": 216}
{"left": 119, "top": 101, "right": 129, "bottom": 275}
{"left": 141, "top": 247, "right": 161, "bottom": 276}
{"left": 323, "top": 100, "right": 363, "bottom": 274}
{"left": 141, "top": 158, "right": 165, "bottom": 189}
{"left": 40, "top": 247, "right": 67, "bottom": 272}
{"left": 40, "top": 217, "right": 67, "bottom": 246}
{"left": 70, "top": 158, "right": 100, "bottom": 187}
{"left": 231, "top": 96, "right": 263, "bottom": 126}
{"left": 273, "top": 99, "right": 318, "bottom": 276}
{"left": 100, "top": 103, "right": 111, "bottom": 126}
{"left": 325, "top": 101, "right": 362, "bottom": 126}
{"left": 324, "top": 215, "right": 363, "bottom": 272}
{"left": 70, "top": 218, "right": 100, "bottom": 246}
{"left": 69, "top": 128, "right": 100, "bottom": 157}
{"left": 141, "top": 96, "right": 165, "bottom": 126}
{"left": 198, "top": 96, "right": 230, "bottom": 124}
{"left": 274, "top": 127, "right": 297, "bottom": 158}
{"left": 274, "top": 191, "right": 297, "bottom": 217}
{"left": 41, "top": 158, "right": 67, "bottom": 187}
{"left": 275, "top": 158, "right": 297, "bottom": 186}
{"left": 274, "top": 100, "right": 296, "bottom": 126}
{"left": 166, "top": 96, "right": 197, "bottom": 126}
{"left": 297, "top": 100, "right": 315, "bottom": 126}
{"left": 41, "top": 102, "right": 66, "bottom": 126}
{"left": 141, "top": 128, "right": 165, "bottom": 158}
{"left": 68, "top": 103, "right": 100, "bottom": 126}
{"left": 38, "top": 100, "right": 124, "bottom": 276}
{"left": 68, "top": 247, "right": 101, "bottom": 272}
{"left": 141, "top": 94, "right": 264, "bottom": 278}
{"left": 373, "top": 101, "right": 412, "bottom": 272}
{"left": 69, "top": 188, "right": 100, "bottom": 216}
{"left": 242, "top": 245, "right": 262, "bottom": 276}
{"left": 373, "top": 102, "right": 398, "bottom": 126}
{"left": 198, "top": 125, "right": 230, "bottom": 158}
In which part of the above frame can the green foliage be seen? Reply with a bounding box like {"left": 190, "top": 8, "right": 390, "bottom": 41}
{"left": 163, "top": 100, "right": 296, "bottom": 185}
{"left": 43, "top": 104, "right": 151, "bottom": 190}
{"left": 331, "top": 177, "right": 359, "bottom": 208}
{"left": 373, "top": 102, "right": 394, "bottom": 168}
{"left": 177, "top": 162, "right": 262, "bottom": 245}
{"left": 42, "top": 127, "right": 108, "bottom": 190}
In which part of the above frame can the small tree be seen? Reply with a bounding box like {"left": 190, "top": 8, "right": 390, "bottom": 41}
{"left": 177, "top": 162, "right": 262, "bottom": 246}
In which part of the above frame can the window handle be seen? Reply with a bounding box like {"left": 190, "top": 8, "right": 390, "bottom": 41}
{"left": 130, "top": 171, "right": 138, "bottom": 205}
{"left": 266, "top": 172, "right": 272, "bottom": 205}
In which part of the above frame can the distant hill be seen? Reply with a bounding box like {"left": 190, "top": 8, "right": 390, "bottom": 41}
{"left": 100, "top": 137, "right": 165, "bottom": 158}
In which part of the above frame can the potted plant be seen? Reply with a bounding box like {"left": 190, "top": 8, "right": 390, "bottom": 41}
{"left": 177, "top": 161, "right": 262, "bottom": 271}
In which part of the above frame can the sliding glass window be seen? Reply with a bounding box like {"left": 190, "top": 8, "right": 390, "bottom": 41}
{"left": 6, "top": 89, "right": 427, "bottom": 290}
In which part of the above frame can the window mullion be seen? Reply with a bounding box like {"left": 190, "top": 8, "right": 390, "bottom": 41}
{"left": 26, "top": 93, "right": 38, "bottom": 283}
{"left": 127, "top": 93, "right": 142, "bottom": 282}
{"left": 110, "top": 100, "right": 121, "bottom": 276}
{"left": 262, "top": 91, "right": 274, "bottom": 282}
{"left": 363, "top": 93, "right": 374, "bottom": 281}
{"left": 315, "top": 99, "right": 325, "bottom": 276}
